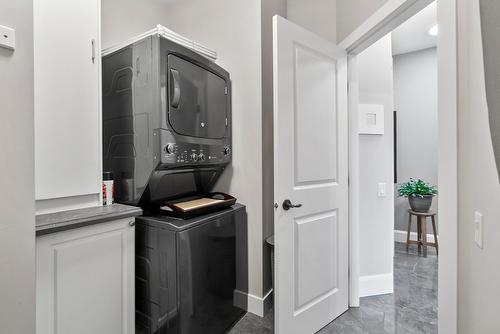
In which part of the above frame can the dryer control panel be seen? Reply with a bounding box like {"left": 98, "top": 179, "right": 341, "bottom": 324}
{"left": 159, "top": 130, "right": 231, "bottom": 167}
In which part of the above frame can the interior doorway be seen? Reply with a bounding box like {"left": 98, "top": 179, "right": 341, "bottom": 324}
{"left": 230, "top": 0, "right": 457, "bottom": 333}
{"left": 349, "top": 0, "right": 439, "bottom": 298}
{"left": 343, "top": 2, "right": 439, "bottom": 332}
{"left": 345, "top": 0, "right": 457, "bottom": 333}
{"left": 392, "top": 2, "right": 439, "bottom": 253}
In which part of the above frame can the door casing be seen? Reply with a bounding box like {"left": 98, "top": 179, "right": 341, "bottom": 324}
{"left": 339, "top": 0, "right": 458, "bottom": 333}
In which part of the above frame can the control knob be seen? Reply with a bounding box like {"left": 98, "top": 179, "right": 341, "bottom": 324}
{"left": 165, "top": 143, "right": 175, "bottom": 154}
{"left": 190, "top": 153, "right": 198, "bottom": 162}
{"left": 223, "top": 146, "right": 231, "bottom": 155}
{"left": 198, "top": 153, "right": 205, "bottom": 162}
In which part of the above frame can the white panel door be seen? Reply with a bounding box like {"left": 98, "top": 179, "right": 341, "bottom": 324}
{"left": 34, "top": 0, "right": 101, "bottom": 200}
{"left": 36, "top": 219, "right": 135, "bottom": 334}
{"left": 273, "top": 15, "right": 348, "bottom": 334}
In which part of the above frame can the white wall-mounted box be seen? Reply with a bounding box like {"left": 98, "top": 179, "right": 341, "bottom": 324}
{"left": 0, "top": 25, "right": 15, "bottom": 50}
{"left": 359, "top": 103, "right": 385, "bottom": 135}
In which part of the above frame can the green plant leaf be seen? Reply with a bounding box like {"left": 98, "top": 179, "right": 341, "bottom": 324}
{"left": 397, "top": 178, "right": 437, "bottom": 197}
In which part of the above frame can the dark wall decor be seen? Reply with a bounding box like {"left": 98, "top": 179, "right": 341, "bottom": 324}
{"left": 394, "top": 110, "right": 398, "bottom": 184}
{"left": 479, "top": 0, "right": 500, "bottom": 180}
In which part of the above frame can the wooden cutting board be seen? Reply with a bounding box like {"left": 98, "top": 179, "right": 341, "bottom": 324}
{"left": 172, "top": 198, "right": 225, "bottom": 211}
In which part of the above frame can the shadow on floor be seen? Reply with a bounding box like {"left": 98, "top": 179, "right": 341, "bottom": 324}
{"left": 228, "top": 242, "right": 438, "bottom": 334}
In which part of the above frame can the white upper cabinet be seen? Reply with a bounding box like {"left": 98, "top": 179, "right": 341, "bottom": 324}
{"left": 34, "top": 0, "right": 101, "bottom": 207}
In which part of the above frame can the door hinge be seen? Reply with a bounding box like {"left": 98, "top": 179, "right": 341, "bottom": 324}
{"left": 224, "top": 86, "right": 228, "bottom": 95}
{"left": 226, "top": 118, "right": 228, "bottom": 126}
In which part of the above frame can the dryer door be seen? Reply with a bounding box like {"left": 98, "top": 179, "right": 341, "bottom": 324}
{"left": 167, "top": 54, "right": 228, "bottom": 139}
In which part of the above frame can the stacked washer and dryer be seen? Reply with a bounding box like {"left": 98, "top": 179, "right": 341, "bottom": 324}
{"left": 102, "top": 33, "right": 248, "bottom": 334}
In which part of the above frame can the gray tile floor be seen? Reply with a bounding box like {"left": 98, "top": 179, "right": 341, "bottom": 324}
{"left": 228, "top": 242, "right": 438, "bottom": 334}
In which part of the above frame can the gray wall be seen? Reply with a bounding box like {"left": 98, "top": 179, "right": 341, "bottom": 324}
{"left": 393, "top": 48, "right": 438, "bottom": 232}
{"left": 357, "top": 35, "right": 395, "bottom": 279}
{"left": 336, "top": 0, "right": 389, "bottom": 42}
{"left": 457, "top": 0, "right": 500, "bottom": 332}
{"left": 287, "top": 0, "right": 336, "bottom": 43}
{"left": 161, "top": 0, "right": 264, "bottom": 300}
{"left": 0, "top": 0, "right": 36, "bottom": 333}
{"left": 480, "top": 0, "right": 500, "bottom": 184}
{"left": 101, "top": 0, "right": 171, "bottom": 48}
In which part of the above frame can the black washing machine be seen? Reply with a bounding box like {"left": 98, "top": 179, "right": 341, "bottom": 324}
{"left": 135, "top": 205, "right": 248, "bottom": 334}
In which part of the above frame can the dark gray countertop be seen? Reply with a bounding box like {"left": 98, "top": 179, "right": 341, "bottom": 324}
{"left": 36, "top": 204, "right": 142, "bottom": 236}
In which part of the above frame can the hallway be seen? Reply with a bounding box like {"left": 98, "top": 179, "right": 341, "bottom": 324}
{"left": 229, "top": 242, "right": 438, "bottom": 334}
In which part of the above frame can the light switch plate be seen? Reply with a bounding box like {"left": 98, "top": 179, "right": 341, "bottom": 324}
{"left": 474, "top": 211, "right": 483, "bottom": 249}
{"left": 0, "top": 25, "right": 16, "bottom": 50}
{"left": 377, "top": 182, "right": 387, "bottom": 197}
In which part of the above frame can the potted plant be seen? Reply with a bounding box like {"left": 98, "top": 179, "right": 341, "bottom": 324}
{"left": 397, "top": 178, "right": 438, "bottom": 212}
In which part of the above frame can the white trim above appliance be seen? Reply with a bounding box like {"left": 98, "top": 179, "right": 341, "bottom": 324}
{"left": 101, "top": 24, "right": 217, "bottom": 61}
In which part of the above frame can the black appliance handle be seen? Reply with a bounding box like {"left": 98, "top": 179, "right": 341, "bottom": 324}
{"left": 170, "top": 69, "right": 181, "bottom": 108}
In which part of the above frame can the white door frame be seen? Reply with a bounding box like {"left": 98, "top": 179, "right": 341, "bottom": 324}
{"left": 339, "top": 0, "right": 457, "bottom": 333}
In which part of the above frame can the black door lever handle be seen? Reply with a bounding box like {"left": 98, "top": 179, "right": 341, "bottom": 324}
{"left": 282, "top": 199, "right": 302, "bottom": 211}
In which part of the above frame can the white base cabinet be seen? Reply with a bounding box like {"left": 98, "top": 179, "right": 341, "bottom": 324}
{"left": 36, "top": 219, "right": 135, "bottom": 334}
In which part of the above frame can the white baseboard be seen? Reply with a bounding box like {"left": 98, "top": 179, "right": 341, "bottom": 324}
{"left": 359, "top": 273, "right": 393, "bottom": 297}
{"left": 234, "top": 288, "right": 273, "bottom": 317}
{"left": 394, "top": 229, "right": 438, "bottom": 244}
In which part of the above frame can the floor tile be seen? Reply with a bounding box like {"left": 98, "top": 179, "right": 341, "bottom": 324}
{"left": 228, "top": 242, "right": 438, "bottom": 334}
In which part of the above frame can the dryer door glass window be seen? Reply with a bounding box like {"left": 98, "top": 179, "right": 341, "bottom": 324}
{"left": 167, "top": 54, "right": 228, "bottom": 139}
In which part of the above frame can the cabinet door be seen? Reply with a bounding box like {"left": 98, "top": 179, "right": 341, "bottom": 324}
{"left": 36, "top": 219, "right": 134, "bottom": 334}
{"left": 34, "top": 0, "right": 101, "bottom": 201}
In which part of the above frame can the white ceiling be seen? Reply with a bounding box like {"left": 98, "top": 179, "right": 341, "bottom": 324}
{"left": 391, "top": 1, "right": 437, "bottom": 56}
